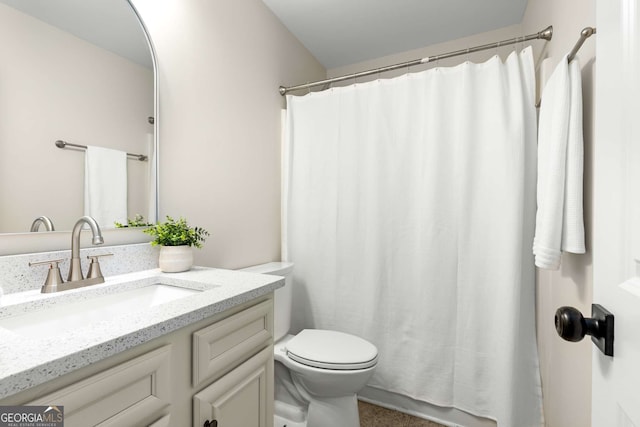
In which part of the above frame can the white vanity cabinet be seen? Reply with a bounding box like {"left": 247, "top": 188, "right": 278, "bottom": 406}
{"left": 0, "top": 296, "right": 275, "bottom": 427}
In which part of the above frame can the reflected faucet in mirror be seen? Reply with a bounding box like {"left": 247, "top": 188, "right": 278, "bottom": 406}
{"left": 30, "top": 216, "right": 55, "bottom": 232}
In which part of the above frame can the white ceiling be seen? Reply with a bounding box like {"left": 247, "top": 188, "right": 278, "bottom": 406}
{"left": 262, "top": 0, "right": 529, "bottom": 69}
{"left": 0, "top": 0, "right": 152, "bottom": 68}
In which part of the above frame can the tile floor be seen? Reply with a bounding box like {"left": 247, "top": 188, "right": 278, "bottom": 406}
{"left": 358, "top": 401, "right": 445, "bottom": 427}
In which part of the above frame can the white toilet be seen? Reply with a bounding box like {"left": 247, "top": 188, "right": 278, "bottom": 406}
{"left": 241, "top": 262, "right": 378, "bottom": 427}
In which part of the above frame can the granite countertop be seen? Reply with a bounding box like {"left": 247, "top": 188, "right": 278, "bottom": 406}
{"left": 0, "top": 266, "right": 283, "bottom": 399}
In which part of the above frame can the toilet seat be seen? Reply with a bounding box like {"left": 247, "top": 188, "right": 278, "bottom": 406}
{"left": 286, "top": 329, "right": 378, "bottom": 370}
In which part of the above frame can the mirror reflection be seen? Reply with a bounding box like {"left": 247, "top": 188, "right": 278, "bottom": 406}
{"left": 0, "top": 0, "right": 156, "bottom": 233}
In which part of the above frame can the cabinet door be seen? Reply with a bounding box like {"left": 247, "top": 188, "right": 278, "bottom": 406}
{"left": 193, "top": 346, "right": 273, "bottom": 427}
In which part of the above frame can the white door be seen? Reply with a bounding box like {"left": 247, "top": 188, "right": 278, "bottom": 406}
{"left": 592, "top": 0, "right": 640, "bottom": 425}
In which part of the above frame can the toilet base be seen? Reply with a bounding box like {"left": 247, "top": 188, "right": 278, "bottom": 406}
{"left": 274, "top": 394, "right": 360, "bottom": 427}
{"left": 306, "top": 394, "right": 360, "bottom": 427}
{"left": 274, "top": 414, "right": 306, "bottom": 427}
{"left": 275, "top": 400, "right": 306, "bottom": 425}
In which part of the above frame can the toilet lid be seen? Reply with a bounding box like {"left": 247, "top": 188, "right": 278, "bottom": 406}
{"left": 286, "top": 329, "right": 378, "bottom": 370}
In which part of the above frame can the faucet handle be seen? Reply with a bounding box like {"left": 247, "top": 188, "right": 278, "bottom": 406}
{"left": 29, "top": 259, "right": 65, "bottom": 293}
{"left": 86, "top": 253, "right": 113, "bottom": 279}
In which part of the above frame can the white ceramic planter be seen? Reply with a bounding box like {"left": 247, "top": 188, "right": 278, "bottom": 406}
{"left": 158, "top": 245, "right": 193, "bottom": 273}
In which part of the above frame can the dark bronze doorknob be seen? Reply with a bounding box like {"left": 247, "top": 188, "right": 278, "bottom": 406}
{"left": 555, "top": 304, "right": 614, "bottom": 356}
{"left": 203, "top": 420, "right": 218, "bottom": 427}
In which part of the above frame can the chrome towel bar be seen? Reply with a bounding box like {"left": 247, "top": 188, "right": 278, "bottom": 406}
{"left": 55, "top": 140, "right": 147, "bottom": 161}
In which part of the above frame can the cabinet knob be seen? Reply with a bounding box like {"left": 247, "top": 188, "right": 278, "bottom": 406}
{"left": 203, "top": 420, "right": 218, "bottom": 427}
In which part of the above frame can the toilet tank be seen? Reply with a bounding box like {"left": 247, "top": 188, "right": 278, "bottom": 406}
{"left": 240, "top": 262, "right": 294, "bottom": 342}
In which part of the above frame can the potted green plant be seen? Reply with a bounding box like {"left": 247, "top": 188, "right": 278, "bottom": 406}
{"left": 144, "top": 216, "right": 210, "bottom": 272}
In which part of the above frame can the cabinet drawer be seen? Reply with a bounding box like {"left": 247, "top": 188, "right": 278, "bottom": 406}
{"left": 29, "top": 346, "right": 171, "bottom": 427}
{"left": 193, "top": 299, "right": 273, "bottom": 387}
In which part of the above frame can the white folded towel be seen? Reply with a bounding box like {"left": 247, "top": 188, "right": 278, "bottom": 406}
{"left": 533, "top": 56, "right": 586, "bottom": 269}
{"left": 84, "top": 145, "right": 127, "bottom": 228}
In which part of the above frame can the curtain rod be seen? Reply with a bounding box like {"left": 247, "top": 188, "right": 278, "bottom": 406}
{"left": 534, "top": 27, "right": 596, "bottom": 108}
{"left": 568, "top": 27, "right": 596, "bottom": 62}
{"left": 279, "top": 25, "right": 553, "bottom": 96}
{"left": 55, "top": 140, "right": 148, "bottom": 161}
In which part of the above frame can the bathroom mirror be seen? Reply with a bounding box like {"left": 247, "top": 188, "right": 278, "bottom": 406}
{"left": 0, "top": 0, "right": 157, "bottom": 233}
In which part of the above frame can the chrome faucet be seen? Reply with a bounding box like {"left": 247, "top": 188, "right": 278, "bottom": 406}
{"left": 30, "top": 216, "right": 55, "bottom": 232}
{"left": 68, "top": 216, "right": 104, "bottom": 282}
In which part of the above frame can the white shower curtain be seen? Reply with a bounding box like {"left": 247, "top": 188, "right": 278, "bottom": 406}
{"left": 284, "top": 47, "right": 543, "bottom": 427}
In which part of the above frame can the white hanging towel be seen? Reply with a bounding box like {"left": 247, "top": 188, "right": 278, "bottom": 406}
{"left": 84, "top": 145, "right": 127, "bottom": 228}
{"left": 533, "top": 56, "right": 585, "bottom": 269}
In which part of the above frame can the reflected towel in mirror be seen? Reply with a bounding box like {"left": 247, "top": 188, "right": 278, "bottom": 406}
{"left": 84, "top": 145, "right": 127, "bottom": 228}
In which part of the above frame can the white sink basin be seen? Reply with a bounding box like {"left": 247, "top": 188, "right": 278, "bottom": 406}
{"left": 0, "top": 284, "right": 202, "bottom": 338}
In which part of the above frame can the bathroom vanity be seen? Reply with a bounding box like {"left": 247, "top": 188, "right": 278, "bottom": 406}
{"left": 0, "top": 265, "right": 282, "bottom": 427}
